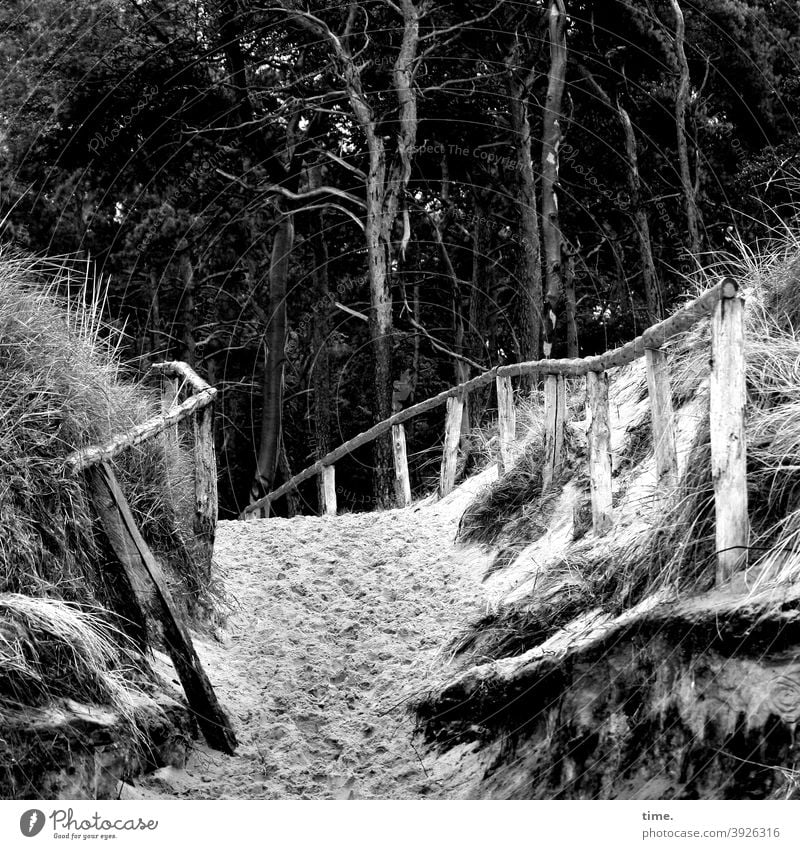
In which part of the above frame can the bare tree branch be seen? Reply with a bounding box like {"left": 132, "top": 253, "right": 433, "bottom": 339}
{"left": 419, "top": 1, "right": 505, "bottom": 42}
{"left": 317, "top": 148, "right": 368, "bottom": 180}
{"left": 335, "top": 301, "right": 368, "bottom": 321}
{"left": 406, "top": 314, "right": 484, "bottom": 371}
{"left": 215, "top": 168, "right": 367, "bottom": 208}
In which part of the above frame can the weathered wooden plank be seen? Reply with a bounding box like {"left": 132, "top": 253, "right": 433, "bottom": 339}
{"left": 542, "top": 375, "right": 558, "bottom": 490}
{"left": 321, "top": 465, "right": 337, "bottom": 516}
{"left": 84, "top": 471, "right": 153, "bottom": 650}
{"left": 710, "top": 288, "right": 748, "bottom": 582}
{"left": 157, "top": 373, "right": 204, "bottom": 587}
{"left": 160, "top": 376, "right": 180, "bottom": 459}
{"left": 496, "top": 375, "right": 516, "bottom": 473}
{"left": 542, "top": 374, "right": 566, "bottom": 490}
{"left": 192, "top": 401, "right": 218, "bottom": 579}
{"left": 391, "top": 424, "right": 412, "bottom": 507}
{"left": 86, "top": 462, "right": 237, "bottom": 754}
{"left": 586, "top": 370, "right": 613, "bottom": 535}
{"left": 645, "top": 347, "right": 678, "bottom": 496}
{"left": 160, "top": 375, "right": 181, "bottom": 519}
{"left": 439, "top": 395, "right": 464, "bottom": 497}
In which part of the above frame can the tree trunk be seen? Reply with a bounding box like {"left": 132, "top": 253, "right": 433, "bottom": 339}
{"left": 579, "top": 66, "right": 662, "bottom": 324}
{"left": 508, "top": 44, "right": 543, "bottom": 384}
{"left": 540, "top": 0, "right": 568, "bottom": 356}
{"left": 618, "top": 100, "right": 663, "bottom": 322}
{"left": 670, "top": 0, "right": 700, "bottom": 258}
{"left": 364, "top": 140, "right": 396, "bottom": 507}
{"left": 468, "top": 194, "right": 492, "bottom": 421}
{"left": 308, "top": 197, "right": 334, "bottom": 512}
{"left": 147, "top": 267, "right": 164, "bottom": 358}
{"left": 469, "top": 188, "right": 498, "bottom": 372}
{"left": 177, "top": 243, "right": 196, "bottom": 366}
{"left": 468, "top": 188, "right": 489, "bottom": 356}
{"left": 278, "top": 435, "right": 301, "bottom": 517}
{"left": 436, "top": 151, "right": 470, "bottom": 429}
{"left": 407, "top": 279, "right": 421, "bottom": 448}
{"left": 563, "top": 243, "right": 578, "bottom": 356}
{"left": 251, "top": 209, "right": 294, "bottom": 502}
{"left": 282, "top": 0, "right": 422, "bottom": 507}
{"left": 364, "top": 1, "right": 422, "bottom": 507}
{"left": 412, "top": 280, "right": 421, "bottom": 389}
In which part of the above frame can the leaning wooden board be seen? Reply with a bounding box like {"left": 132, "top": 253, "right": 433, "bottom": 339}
{"left": 86, "top": 461, "right": 237, "bottom": 754}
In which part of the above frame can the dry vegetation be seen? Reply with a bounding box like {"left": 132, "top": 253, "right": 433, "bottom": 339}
{"left": 0, "top": 250, "right": 204, "bottom": 760}
{"left": 411, "top": 235, "right": 800, "bottom": 799}
{"left": 441, "top": 233, "right": 800, "bottom": 665}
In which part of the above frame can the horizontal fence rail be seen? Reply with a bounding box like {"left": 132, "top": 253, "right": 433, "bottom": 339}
{"left": 243, "top": 278, "right": 749, "bottom": 585}
{"left": 244, "top": 280, "right": 737, "bottom": 500}
{"left": 65, "top": 363, "right": 216, "bottom": 472}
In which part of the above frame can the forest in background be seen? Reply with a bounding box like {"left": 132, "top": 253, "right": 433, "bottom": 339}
{"left": 0, "top": 0, "right": 798, "bottom": 517}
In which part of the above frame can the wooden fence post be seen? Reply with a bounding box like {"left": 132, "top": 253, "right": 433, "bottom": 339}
{"left": 392, "top": 424, "right": 412, "bottom": 507}
{"left": 160, "top": 376, "right": 181, "bottom": 518}
{"left": 496, "top": 375, "right": 516, "bottom": 474}
{"left": 160, "top": 376, "right": 180, "bottom": 457}
{"left": 86, "top": 462, "right": 237, "bottom": 754}
{"left": 542, "top": 374, "right": 566, "bottom": 490}
{"left": 193, "top": 400, "right": 218, "bottom": 579}
{"left": 321, "top": 465, "right": 337, "bottom": 516}
{"left": 586, "top": 370, "right": 613, "bottom": 535}
{"left": 644, "top": 347, "right": 678, "bottom": 495}
{"left": 710, "top": 280, "right": 748, "bottom": 582}
{"left": 439, "top": 394, "right": 465, "bottom": 497}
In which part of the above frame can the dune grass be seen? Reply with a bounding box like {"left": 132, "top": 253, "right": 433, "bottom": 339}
{"left": 452, "top": 231, "right": 800, "bottom": 660}
{"left": 0, "top": 593, "right": 146, "bottom": 725}
{"left": 457, "top": 386, "right": 587, "bottom": 553}
{"left": 0, "top": 248, "right": 204, "bottom": 730}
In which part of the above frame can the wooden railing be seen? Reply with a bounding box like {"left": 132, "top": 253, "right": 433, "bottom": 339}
{"left": 244, "top": 279, "right": 748, "bottom": 582}
{"left": 64, "top": 361, "right": 236, "bottom": 754}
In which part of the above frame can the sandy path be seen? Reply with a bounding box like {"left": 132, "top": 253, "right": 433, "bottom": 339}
{"left": 128, "top": 486, "right": 491, "bottom": 800}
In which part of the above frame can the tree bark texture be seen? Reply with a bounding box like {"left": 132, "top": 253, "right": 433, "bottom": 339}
{"left": 670, "top": 0, "right": 701, "bottom": 258}
{"left": 618, "top": 99, "right": 663, "bottom": 322}
{"left": 541, "top": 0, "right": 568, "bottom": 356}
{"left": 251, "top": 210, "right": 294, "bottom": 502}
{"left": 508, "top": 35, "right": 543, "bottom": 381}
{"left": 178, "top": 244, "right": 196, "bottom": 367}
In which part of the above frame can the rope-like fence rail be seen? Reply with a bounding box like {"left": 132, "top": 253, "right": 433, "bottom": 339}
{"left": 244, "top": 278, "right": 747, "bottom": 584}
{"left": 59, "top": 360, "right": 236, "bottom": 755}
{"left": 65, "top": 384, "right": 216, "bottom": 471}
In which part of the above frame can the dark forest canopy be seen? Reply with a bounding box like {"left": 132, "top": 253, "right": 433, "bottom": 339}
{"left": 1, "top": 0, "right": 798, "bottom": 515}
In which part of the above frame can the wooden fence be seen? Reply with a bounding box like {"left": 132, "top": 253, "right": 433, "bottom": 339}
{"left": 244, "top": 278, "right": 748, "bottom": 583}
{"left": 64, "top": 361, "right": 236, "bottom": 755}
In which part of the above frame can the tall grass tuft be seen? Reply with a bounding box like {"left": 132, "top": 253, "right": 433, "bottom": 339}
{"left": 592, "top": 236, "right": 800, "bottom": 607}
{"left": 0, "top": 249, "right": 201, "bottom": 605}
{"left": 0, "top": 247, "right": 205, "bottom": 723}
{"left": 457, "top": 384, "right": 587, "bottom": 550}
{"left": 0, "top": 594, "right": 145, "bottom": 726}
{"left": 457, "top": 229, "right": 800, "bottom": 649}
